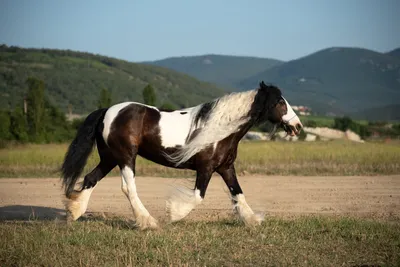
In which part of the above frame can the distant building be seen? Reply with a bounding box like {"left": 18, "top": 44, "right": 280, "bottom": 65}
{"left": 291, "top": 105, "right": 311, "bottom": 116}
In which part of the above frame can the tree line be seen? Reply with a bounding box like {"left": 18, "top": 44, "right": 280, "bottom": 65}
{"left": 0, "top": 77, "right": 175, "bottom": 146}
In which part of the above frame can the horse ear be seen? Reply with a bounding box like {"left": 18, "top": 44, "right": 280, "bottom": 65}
{"left": 259, "top": 81, "right": 266, "bottom": 89}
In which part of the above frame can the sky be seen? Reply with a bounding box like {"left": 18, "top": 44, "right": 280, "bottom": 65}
{"left": 0, "top": 0, "right": 399, "bottom": 62}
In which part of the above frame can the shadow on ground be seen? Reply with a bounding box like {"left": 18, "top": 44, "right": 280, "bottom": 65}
{"left": 0, "top": 205, "right": 66, "bottom": 221}
{"left": 0, "top": 205, "right": 243, "bottom": 229}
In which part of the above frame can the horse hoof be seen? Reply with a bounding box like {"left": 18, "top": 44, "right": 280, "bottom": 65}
{"left": 241, "top": 212, "right": 265, "bottom": 226}
{"left": 135, "top": 215, "right": 159, "bottom": 230}
{"left": 64, "top": 197, "right": 82, "bottom": 222}
{"left": 65, "top": 211, "right": 76, "bottom": 224}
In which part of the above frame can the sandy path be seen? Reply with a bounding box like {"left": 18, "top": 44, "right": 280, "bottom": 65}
{"left": 0, "top": 175, "right": 399, "bottom": 221}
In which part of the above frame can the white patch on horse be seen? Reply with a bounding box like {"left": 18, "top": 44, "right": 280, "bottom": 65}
{"left": 102, "top": 102, "right": 158, "bottom": 145}
{"left": 233, "top": 194, "right": 264, "bottom": 226}
{"left": 166, "top": 187, "right": 202, "bottom": 222}
{"left": 282, "top": 97, "right": 302, "bottom": 127}
{"left": 158, "top": 108, "right": 196, "bottom": 148}
{"left": 166, "top": 90, "right": 258, "bottom": 165}
{"left": 213, "top": 142, "right": 218, "bottom": 153}
{"left": 120, "top": 166, "right": 158, "bottom": 229}
{"left": 64, "top": 186, "right": 96, "bottom": 221}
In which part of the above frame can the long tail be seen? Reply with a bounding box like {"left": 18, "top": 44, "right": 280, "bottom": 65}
{"left": 61, "top": 108, "right": 108, "bottom": 197}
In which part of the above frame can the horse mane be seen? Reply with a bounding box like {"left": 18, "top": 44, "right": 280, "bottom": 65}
{"left": 165, "top": 82, "right": 280, "bottom": 166}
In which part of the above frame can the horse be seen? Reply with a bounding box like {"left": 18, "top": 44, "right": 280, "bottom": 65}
{"left": 61, "top": 81, "right": 303, "bottom": 230}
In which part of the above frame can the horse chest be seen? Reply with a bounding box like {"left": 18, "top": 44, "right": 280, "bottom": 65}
{"left": 158, "top": 110, "right": 193, "bottom": 148}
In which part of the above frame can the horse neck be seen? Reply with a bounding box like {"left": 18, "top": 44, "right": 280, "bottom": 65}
{"left": 231, "top": 120, "right": 257, "bottom": 143}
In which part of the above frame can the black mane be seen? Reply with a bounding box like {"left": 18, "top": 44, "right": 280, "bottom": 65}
{"left": 248, "top": 81, "right": 282, "bottom": 124}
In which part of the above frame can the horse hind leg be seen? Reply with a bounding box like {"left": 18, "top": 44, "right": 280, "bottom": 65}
{"left": 65, "top": 160, "right": 116, "bottom": 222}
{"left": 120, "top": 162, "right": 158, "bottom": 230}
{"left": 65, "top": 184, "right": 95, "bottom": 222}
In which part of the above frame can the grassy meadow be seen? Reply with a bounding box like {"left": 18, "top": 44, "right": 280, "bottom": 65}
{"left": 1, "top": 141, "right": 400, "bottom": 266}
{"left": 0, "top": 140, "right": 399, "bottom": 178}
{"left": 1, "top": 216, "right": 399, "bottom": 266}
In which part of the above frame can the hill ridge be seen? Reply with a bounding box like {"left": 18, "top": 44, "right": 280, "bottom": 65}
{"left": 0, "top": 45, "right": 226, "bottom": 114}
{"left": 147, "top": 54, "right": 283, "bottom": 90}
{"left": 237, "top": 46, "right": 400, "bottom": 118}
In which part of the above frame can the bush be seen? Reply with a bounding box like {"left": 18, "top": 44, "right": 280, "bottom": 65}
{"left": 304, "top": 120, "right": 317, "bottom": 128}
{"left": 333, "top": 116, "right": 370, "bottom": 138}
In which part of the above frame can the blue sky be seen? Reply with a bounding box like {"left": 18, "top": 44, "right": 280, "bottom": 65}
{"left": 0, "top": 0, "right": 399, "bottom": 62}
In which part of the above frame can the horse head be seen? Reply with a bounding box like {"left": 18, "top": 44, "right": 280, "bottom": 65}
{"left": 259, "top": 81, "right": 303, "bottom": 136}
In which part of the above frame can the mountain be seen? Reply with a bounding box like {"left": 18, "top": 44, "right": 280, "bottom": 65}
{"left": 351, "top": 104, "right": 400, "bottom": 122}
{"left": 386, "top": 47, "right": 400, "bottom": 59}
{"left": 145, "top": 54, "right": 283, "bottom": 90}
{"left": 238, "top": 47, "right": 400, "bottom": 118}
{"left": 0, "top": 45, "right": 226, "bottom": 114}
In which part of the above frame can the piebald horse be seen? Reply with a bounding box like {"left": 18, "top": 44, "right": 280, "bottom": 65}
{"left": 61, "top": 81, "right": 302, "bottom": 229}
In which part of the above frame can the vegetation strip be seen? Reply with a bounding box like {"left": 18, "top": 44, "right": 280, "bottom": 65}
{"left": 1, "top": 141, "right": 399, "bottom": 178}
{"left": 1, "top": 216, "right": 399, "bottom": 266}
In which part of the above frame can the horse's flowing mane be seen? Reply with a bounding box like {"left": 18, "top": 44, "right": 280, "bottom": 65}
{"left": 165, "top": 89, "right": 258, "bottom": 166}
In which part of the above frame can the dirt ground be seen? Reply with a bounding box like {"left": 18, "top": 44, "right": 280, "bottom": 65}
{"left": 0, "top": 175, "right": 399, "bottom": 222}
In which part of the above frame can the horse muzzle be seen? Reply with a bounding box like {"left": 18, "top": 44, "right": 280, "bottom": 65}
{"left": 282, "top": 121, "right": 303, "bottom": 136}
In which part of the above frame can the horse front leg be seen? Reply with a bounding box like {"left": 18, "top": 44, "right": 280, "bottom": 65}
{"left": 217, "top": 164, "right": 264, "bottom": 226}
{"left": 166, "top": 168, "right": 212, "bottom": 222}
{"left": 119, "top": 147, "right": 158, "bottom": 230}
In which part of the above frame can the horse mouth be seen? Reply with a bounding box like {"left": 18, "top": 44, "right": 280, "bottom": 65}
{"left": 282, "top": 122, "right": 302, "bottom": 136}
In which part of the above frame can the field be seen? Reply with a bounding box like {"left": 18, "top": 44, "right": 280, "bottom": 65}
{"left": 1, "top": 141, "right": 400, "bottom": 266}
{"left": 1, "top": 217, "right": 399, "bottom": 266}
{"left": 1, "top": 140, "right": 400, "bottom": 178}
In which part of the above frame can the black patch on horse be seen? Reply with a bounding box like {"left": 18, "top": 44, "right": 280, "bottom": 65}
{"left": 180, "top": 112, "right": 187, "bottom": 115}
{"left": 193, "top": 101, "right": 215, "bottom": 126}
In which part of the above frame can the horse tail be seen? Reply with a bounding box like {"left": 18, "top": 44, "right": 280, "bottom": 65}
{"left": 61, "top": 108, "right": 108, "bottom": 197}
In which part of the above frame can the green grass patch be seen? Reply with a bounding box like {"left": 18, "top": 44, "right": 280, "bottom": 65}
{"left": 299, "top": 115, "right": 368, "bottom": 127}
{"left": 300, "top": 115, "right": 335, "bottom": 127}
{"left": 1, "top": 216, "right": 399, "bottom": 266}
{"left": 0, "top": 141, "right": 399, "bottom": 178}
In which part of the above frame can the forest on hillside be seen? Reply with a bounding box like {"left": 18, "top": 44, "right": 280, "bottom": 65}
{"left": 0, "top": 45, "right": 225, "bottom": 114}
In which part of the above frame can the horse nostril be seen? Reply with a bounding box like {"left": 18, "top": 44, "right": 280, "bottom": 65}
{"left": 296, "top": 123, "right": 302, "bottom": 132}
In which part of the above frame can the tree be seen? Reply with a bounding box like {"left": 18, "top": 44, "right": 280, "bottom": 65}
{"left": 0, "top": 111, "right": 11, "bottom": 140}
{"left": 43, "top": 99, "right": 74, "bottom": 142}
{"left": 97, "top": 88, "right": 112, "bottom": 109}
{"left": 26, "top": 77, "right": 45, "bottom": 142}
{"left": 159, "top": 102, "right": 177, "bottom": 111}
{"left": 333, "top": 116, "right": 353, "bottom": 132}
{"left": 333, "top": 116, "right": 370, "bottom": 138}
{"left": 10, "top": 107, "right": 29, "bottom": 142}
{"left": 142, "top": 84, "right": 156, "bottom": 106}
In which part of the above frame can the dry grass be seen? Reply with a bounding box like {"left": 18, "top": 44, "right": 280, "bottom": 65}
{"left": 0, "top": 140, "right": 399, "bottom": 178}
{"left": 1, "top": 216, "right": 399, "bottom": 266}
{"left": 236, "top": 140, "right": 400, "bottom": 176}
